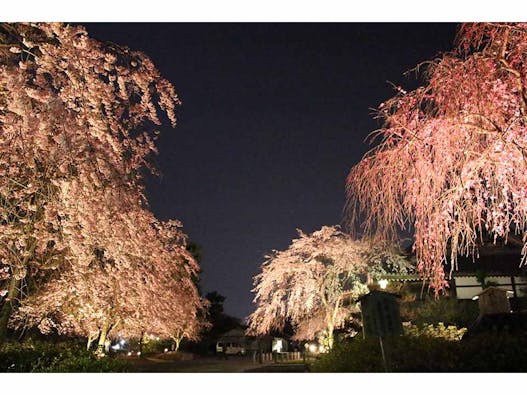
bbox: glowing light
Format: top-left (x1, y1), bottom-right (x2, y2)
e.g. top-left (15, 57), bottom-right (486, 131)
top-left (308, 343), bottom-right (318, 353)
top-left (378, 279), bottom-right (388, 289)
top-left (137, 351), bottom-right (141, 356)
top-left (127, 352), bottom-right (132, 356)
top-left (272, 339), bottom-right (284, 353)
top-left (164, 348), bottom-right (168, 353)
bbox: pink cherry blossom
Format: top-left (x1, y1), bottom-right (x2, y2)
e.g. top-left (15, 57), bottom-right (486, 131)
top-left (346, 23), bottom-right (527, 292)
top-left (248, 226), bottom-right (407, 349)
top-left (0, 23), bottom-right (204, 345)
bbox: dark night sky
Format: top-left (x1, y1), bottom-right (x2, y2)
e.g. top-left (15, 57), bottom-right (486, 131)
top-left (83, 23), bottom-right (457, 320)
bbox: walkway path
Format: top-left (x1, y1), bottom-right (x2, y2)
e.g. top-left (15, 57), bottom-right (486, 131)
top-left (126, 354), bottom-right (309, 373)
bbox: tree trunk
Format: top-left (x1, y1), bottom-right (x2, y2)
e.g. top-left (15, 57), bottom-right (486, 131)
top-left (325, 302), bottom-right (340, 350)
top-left (138, 331), bottom-right (144, 356)
top-left (0, 276), bottom-right (21, 344)
top-left (327, 323), bottom-right (334, 350)
top-left (173, 336), bottom-right (182, 352)
top-left (87, 330), bottom-right (99, 351)
top-left (97, 322), bottom-right (110, 355)
top-left (0, 241), bottom-right (36, 345)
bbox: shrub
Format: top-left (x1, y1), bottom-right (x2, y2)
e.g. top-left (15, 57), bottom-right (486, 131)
top-left (312, 333), bottom-right (527, 372)
top-left (125, 336), bottom-right (173, 356)
top-left (312, 336), bottom-right (457, 372)
top-left (403, 322), bottom-right (467, 341)
top-left (456, 333), bottom-right (527, 372)
top-left (401, 296), bottom-right (479, 328)
top-left (0, 340), bottom-right (129, 372)
top-left (311, 337), bottom-right (384, 372)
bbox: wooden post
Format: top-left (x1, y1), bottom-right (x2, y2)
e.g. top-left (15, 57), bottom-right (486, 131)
top-left (138, 331), bottom-right (144, 356)
top-left (511, 276), bottom-right (518, 298)
top-left (379, 336), bottom-right (389, 372)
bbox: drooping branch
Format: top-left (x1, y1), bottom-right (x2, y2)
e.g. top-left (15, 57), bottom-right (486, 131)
top-left (0, 23), bottom-right (204, 345)
top-left (346, 23), bottom-right (527, 292)
top-left (248, 226), bottom-right (409, 344)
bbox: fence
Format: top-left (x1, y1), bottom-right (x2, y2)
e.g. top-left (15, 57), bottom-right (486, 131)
top-left (252, 351), bottom-right (317, 364)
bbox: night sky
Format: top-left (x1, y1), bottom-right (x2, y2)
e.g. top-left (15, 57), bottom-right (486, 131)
top-left (83, 23), bottom-right (458, 320)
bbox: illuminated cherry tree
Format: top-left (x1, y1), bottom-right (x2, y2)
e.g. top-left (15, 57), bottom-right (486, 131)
top-left (128, 220), bottom-right (208, 351)
top-left (346, 23), bottom-right (527, 292)
top-left (14, 219), bottom-right (207, 351)
top-left (248, 226), bottom-right (408, 349)
top-left (0, 22), bottom-right (206, 345)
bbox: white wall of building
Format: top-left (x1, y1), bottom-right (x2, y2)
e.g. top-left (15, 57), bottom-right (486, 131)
top-left (454, 276), bottom-right (527, 299)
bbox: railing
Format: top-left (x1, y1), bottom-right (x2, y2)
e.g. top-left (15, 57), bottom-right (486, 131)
top-left (252, 351), bottom-right (317, 364)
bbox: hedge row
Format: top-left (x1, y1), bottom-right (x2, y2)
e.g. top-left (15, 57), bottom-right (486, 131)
top-left (0, 340), bottom-right (129, 372)
top-left (312, 334), bottom-right (527, 372)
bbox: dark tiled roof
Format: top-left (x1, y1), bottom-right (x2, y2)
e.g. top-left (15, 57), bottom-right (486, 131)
top-left (357, 290), bottom-right (401, 301)
top-left (446, 252), bottom-right (526, 276)
top-left (402, 238), bottom-right (527, 277)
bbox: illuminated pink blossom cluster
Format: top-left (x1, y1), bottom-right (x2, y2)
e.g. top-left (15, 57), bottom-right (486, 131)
top-left (0, 23), bottom-right (204, 346)
top-left (346, 23), bottom-right (527, 291)
top-left (248, 226), bottom-right (407, 348)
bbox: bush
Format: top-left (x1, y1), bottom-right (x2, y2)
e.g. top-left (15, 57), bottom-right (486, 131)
top-left (312, 333), bottom-right (527, 372)
top-left (312, 336), bottom-right (457, 372)
top-left (403, 322), bottom-right (467, 341)
top-left (401, 296), bottom-right (479, 328)
top-left (0, 340), bottom-right (129, 372)
top-left (456, 334), bottom-right (527, 372)
top-left (312, 337), bottom-right (385, 372)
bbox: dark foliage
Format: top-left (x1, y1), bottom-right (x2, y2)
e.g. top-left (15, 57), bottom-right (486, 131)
top-left (312, 333), bottom-right (527, 372)
top-left (0, 340), bottom-right (129, 372)
top-left (203, 291), bottom-right (242, 338)
top-left (401, 295), bottom-right (479, 328)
